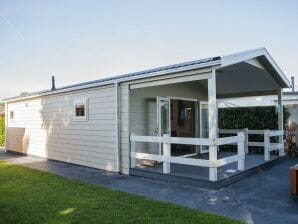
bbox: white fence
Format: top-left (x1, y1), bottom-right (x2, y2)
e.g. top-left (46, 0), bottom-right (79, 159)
top-left (130, 133), bottom-right (245, 181)
top-left (218, 129), bottom-right (284, 161)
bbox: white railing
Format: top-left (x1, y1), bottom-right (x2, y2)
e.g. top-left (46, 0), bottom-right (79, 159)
top-left (130, 133), bottom-right (245, 181)
top-left (218, 129), bottom-right (284, 161)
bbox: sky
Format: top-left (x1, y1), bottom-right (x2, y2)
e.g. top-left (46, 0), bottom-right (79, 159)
top-left (1, 0), bottom-right (298, 100)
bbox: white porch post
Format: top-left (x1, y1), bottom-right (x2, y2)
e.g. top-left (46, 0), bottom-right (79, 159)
top-left (277, 88), bottom-right (284, 156)
top-left (208, 68), bottom-right (218, 181)
top-left (237, 132), bottom-right (245, 170)
top-left (243, 128), bottom-right (249, 154)
top-left (163, 134), bottom-right (171, 174)
top-left (264, 130), bottom-right (270, 161)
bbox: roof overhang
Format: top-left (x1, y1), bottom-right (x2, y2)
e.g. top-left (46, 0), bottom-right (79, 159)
top-left (214, 48), bottom-right (290, 98)
top-left (219, 48), bottom-right (290, 88)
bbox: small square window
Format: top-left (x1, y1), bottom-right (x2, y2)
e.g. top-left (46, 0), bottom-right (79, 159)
top-left (73, 98), bottom-right (88, 121)
top-left (10, 111), bottom-right (14, 120)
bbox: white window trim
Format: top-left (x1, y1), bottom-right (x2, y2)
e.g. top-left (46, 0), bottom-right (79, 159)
top-left (73, 98), bottom-right (88, 121)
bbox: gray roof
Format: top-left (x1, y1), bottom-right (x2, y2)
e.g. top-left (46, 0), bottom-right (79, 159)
top-left (5, 56), bottom-right (220, 101)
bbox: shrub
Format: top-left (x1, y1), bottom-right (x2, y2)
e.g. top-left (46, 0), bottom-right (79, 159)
top-left (0, 117), bottom-right (5, 146)
top-left (219, 106), bottom-right (289, 130)
top-left (218, 106), bottom-right (290, 153)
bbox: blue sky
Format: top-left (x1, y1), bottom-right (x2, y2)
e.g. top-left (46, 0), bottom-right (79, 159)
top-left (1, 0), bottom-right (298, 99)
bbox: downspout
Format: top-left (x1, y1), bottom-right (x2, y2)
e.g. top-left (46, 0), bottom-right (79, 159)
top-left (115, 82), bottom-right (120, 172)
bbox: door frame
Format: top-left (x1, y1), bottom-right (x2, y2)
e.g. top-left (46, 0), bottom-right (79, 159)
top-left (167, 96), bottom-right (199, 139)
top-left (199, 101), bottom-right (209, 153)
top-left (157, 96), bottom-right (170, 155)
top-left (157, 96), bottom-right (199, 155)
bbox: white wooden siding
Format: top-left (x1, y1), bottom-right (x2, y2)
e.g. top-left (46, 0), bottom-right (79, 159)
top-left (6, 84), bottom-right (118, 172)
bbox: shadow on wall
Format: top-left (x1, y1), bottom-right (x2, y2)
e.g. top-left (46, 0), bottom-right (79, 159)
top-left (39, 95), bottom-right (71, 163)
top-left (36, 89), bottom-right (116, 171)
top-left (7, 85), bottom-right (123, 171)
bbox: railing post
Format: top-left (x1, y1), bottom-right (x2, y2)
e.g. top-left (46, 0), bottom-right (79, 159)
top-left (264, 130), bottom-right (270, 161)
top-left (243, 128), bottom-right (249, 154)
top-left (237, 132), bottom-right (245, 171)
top-left (279, 131), bottom-right (285, 157)
top-left (163, 134), bottom-right (171, 174)
top-left (130, 133), bottom-right (136, 168)
top-left (209, 138), bottom-right (218, 181)
top-left (277, 88), bottom-right (284, 157)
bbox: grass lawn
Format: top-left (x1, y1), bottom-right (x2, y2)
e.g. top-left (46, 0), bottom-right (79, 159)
top-left (0, 161), bottom-right (241, 224)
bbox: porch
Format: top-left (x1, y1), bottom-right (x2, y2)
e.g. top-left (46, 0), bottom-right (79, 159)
top-left (130, 153), bottom-right (282, 190)
top-left (126, 49), bottom-right (289, 188)
top-left (129, 129), bottom-right (284, 188)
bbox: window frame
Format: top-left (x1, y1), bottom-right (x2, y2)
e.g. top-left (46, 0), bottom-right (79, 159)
top-left (73, 98), bottom-right (88, 121)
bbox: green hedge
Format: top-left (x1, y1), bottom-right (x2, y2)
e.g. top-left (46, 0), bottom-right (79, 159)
top-left (218, 106), bottom-right (290, 153)
top-left (219, 106), bottom-right (289, 130)
top-left (0, 117), bottom-right (5, 146)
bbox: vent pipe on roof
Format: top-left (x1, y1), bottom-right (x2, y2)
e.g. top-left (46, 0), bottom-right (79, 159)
top-left (51, 76), bottom-right (56, 91)
top-left (291, 76), bottom-right (295, 92)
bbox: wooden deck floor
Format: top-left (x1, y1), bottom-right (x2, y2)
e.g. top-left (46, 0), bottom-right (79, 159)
top-left (132, 152), bottom-right (280, 188)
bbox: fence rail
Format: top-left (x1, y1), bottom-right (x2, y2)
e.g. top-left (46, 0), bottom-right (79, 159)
top-left (218, 129), bottom-right (284, 161)
top-left (130, 135), bottom-right (212, 146)
top-left (130, 129), bottom-right (284, 181)
top-left (130, 133), bottom-right (245, 181)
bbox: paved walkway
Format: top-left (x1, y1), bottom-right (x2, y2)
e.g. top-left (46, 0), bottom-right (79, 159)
top-left (1, 152), bottom-right (297, 224)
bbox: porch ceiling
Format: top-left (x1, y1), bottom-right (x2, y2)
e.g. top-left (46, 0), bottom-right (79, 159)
top-left (216, 60), bottom-right (280, 98)
top-left (210, 48), bottom-right (291, 99)
top-left (198, 57), bottom-right (284, 99)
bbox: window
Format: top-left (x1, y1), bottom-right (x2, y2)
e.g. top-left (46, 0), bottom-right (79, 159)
top-left (76, 104), bottom-right (85, 116)
top-left (10, 111), bottom-right (14, 120)
top-left (73, 98), bottom-right (88, 121)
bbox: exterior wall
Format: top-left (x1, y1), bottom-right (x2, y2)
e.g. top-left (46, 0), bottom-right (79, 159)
top-left (6, 84), bottom-right (118, 171)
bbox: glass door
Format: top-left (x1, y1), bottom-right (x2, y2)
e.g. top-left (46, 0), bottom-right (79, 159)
top-left (157, 97), bottom-right (170, 155)
top-left (200, 102), bottom-right (209, 153)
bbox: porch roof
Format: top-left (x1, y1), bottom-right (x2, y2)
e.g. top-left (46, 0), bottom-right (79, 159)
top-left (4, 47), bottom-right (290, 102)
top-left (215, 48), bottom-right (290, 98)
